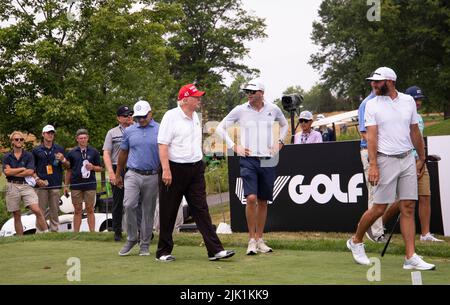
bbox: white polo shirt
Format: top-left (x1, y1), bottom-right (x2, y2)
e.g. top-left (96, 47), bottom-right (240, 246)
top-left (364, 92), bottom-right (419, 155)
top-left (216, 101), bottom-right (288, 157)
top-left (158, 107), bottom-right (203, 163)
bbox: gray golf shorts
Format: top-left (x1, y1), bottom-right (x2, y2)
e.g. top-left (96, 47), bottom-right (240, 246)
top-left (373, 153), bottom-right (418, 204)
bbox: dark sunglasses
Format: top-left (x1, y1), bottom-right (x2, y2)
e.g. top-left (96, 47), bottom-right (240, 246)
top-left (299, 119), bottom-right (311, 123)
top-left (13, 138), bottom-right (25, 142)
top-left (120, 113), bottom-right (133, 118)
top-left (244, 90), bottom-right (258, 95)
top-left (134, 115), bottom-right (148, 120)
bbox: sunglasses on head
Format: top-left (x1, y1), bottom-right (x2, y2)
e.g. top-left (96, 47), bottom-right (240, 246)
top-left (244, 90), bottom-right (258, 95)
top-left (13, 138), bottom-right (25, 142)
top-left (299, 119), bottom-right (311, 123)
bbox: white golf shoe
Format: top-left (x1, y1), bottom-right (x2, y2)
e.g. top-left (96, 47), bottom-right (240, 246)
top-left (346, 239), bottom-right (371, 265)
top-left (403, 253), bottom-right (436, 270)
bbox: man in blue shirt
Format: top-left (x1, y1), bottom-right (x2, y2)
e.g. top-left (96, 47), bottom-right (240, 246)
top-left (3, 131), bottom-right (48, 235)
top-left (358, 91), bottom-right (386, 243)
top-left (116, 100), bottom-right (160, 256)
top-left (65, 129), bottom-right (102, 232)
top-left (33, 125), bottom-right (69, 232)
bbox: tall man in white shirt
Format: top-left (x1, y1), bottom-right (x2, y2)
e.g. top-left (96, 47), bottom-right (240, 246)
top-left (347, 67), bottom-right (435, 270)
top-left (156, 84), bottom-right (235, 262)
top-left (216, 79), bottom-right (288, 255)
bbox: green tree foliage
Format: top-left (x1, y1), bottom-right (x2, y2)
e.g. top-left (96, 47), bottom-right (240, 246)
top-left (310, 0), bottom-right (450, 118)
top-left (0, 0), bottom-right (182, 149)
top-left (160, 0), bottom-right (267, 115)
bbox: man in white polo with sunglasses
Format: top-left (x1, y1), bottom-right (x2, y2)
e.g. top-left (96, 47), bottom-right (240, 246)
top-left (217, 79), bottom-right (288, 255)
top-left (347, 67), bottom-right (435, 270)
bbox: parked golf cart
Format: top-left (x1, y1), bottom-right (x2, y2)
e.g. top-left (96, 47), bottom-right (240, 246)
top-left (0, 192), bottom-right (112, 237)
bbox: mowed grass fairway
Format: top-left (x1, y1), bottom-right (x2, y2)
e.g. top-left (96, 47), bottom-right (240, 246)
top-left (1, 233), bottom-right (449, 285)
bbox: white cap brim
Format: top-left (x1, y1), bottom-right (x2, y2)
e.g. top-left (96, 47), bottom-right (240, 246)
top-left (366, 75), bottom-right (388, 81)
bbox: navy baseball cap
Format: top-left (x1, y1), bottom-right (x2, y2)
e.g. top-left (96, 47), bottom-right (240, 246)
top-left (405, 86), bottom-right (426, 100)
top-left (117, 105), bottom-right (133, 116)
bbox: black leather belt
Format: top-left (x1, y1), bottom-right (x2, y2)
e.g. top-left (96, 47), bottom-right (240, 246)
top-left (377, 151), bottom-right (411, 159)
top-left (247, 156), bottom-right (271, 160)
top-left (170, 160), bottom-right (203, 166)
top-left (128, 168), bottom-right (158, 175)
top-left (7, 180), bottom-right (27, 184)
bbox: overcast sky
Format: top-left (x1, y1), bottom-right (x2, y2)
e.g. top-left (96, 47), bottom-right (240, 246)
top-left (239, 0), bottom-right (323, 102)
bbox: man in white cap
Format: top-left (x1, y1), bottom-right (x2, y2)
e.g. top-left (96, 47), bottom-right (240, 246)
top-left (116, 100), bottom-right (159, 256)
top-left (347, 67), bottom-right (436, 270)
top-left (216, 79), bottom-right (288, 255)
top-left (32, 125), bottom-right (69, 232)
top-left (294, 111), bottom-right (322, 144)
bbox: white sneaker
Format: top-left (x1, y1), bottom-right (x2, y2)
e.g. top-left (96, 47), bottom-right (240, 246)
top-left (156, 255), bottom-right (176, 262)
top-left (403, 253), bottom-right (436, 270)
top-left (246, 238), bottom-right (257, 255)
top-left (346, 239), bottom-right (371, 265)
top-left (420, 233), bottom-right (444, 242)
top-left (209, 250), bottom-right (235, 261)
top-left (256, 239), bottom-right (273, 253)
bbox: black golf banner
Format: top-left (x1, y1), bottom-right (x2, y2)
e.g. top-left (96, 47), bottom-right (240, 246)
top-left (228, 140), bottom-right (445, 234)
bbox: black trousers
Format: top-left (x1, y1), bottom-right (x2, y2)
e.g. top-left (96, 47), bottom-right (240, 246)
top-left (156, 161), bottom-right (223, 258)
top-left (112, 165), bottom-right (124, 233)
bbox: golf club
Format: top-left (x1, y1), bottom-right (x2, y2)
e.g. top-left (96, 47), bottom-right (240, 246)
top-left (381, 213), bottom-right (401, 257)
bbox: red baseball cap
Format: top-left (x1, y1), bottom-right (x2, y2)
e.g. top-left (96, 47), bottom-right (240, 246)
top-left (178, 84), bottom-right (205, 101)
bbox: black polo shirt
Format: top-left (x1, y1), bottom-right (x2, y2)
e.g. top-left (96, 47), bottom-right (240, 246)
top-left (67, 145), bottom-right (101, 191)
top-left (32, 144), bottom-right (65, 189)
top-left (2, 150), bottom-right (35, 183)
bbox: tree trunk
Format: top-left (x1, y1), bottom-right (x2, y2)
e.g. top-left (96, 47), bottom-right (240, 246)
top-left (445, 99), bottom-right (450, 120)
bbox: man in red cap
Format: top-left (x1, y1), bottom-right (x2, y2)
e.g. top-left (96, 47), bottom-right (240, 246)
top-left (156, 83), bottom-right (235, 262)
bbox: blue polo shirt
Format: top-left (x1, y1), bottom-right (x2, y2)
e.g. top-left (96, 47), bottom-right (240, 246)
top-left (2, 150), bottom-right (35, 183)
top-left (120, 120), bottom-right (160, 171)
top-left (32, 144), bottom-right (65, 189)
top-left (358, 92), bottom-right (376, 149)
top-left (67, 145), bottom-right (101, 191)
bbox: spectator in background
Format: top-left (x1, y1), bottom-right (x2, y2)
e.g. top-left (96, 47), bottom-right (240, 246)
top-left (32, 125), bottom-right (70, 232)
top-left (294, 111), bottom-right (322, 144)
top-left (103, 105), bottom-right (134, 241)
top-left (316, 115), bottom-right (336, 142)
top-left (381, 86), bottom-right (443, 242)
top-left (65, 129), bottom-right (102, 232)
top-left (3, 131), bottom-right (48, 235)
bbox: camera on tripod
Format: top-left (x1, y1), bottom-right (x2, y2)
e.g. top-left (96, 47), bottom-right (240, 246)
top-left (281, 94), bottom-right (303, 113)
top-left (281, 94), bottom-right (304, 144)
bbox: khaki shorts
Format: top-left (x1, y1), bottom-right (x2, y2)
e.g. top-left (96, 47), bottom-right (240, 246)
top-left (5, 183), bottom-right (39, 212)
top-left (418, 164), bottom-right (431, 196)
top-left (71, 190), bottom-right (96, 206)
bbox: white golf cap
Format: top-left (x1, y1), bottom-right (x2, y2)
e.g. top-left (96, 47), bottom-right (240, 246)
top-left (299, 111), bottom-right (313, 121)
top-left (366, 67), bottom-right (397, 81)
top-left (243, 79), bottom-right (265, 92)
top-left (42, 125), bottom-right (55, 133)
top-left (133, 100), bottom-right (152, 117)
